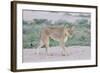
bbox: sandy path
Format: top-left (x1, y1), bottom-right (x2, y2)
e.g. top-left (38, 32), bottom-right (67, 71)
top-left (23, 46), bottom-right (91, 63)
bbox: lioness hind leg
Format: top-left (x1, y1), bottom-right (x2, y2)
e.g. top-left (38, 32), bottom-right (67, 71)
top-left (36, 41), bottom-right (44, 55)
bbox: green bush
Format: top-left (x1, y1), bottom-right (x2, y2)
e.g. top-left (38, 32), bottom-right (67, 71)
top-left (23, 20), bottom-right (91, 48)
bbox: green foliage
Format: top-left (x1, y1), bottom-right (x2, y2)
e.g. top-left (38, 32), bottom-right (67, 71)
top-left (23, 19), bottom-right (91, 48)
top-left (77, 19), bottom-right (89, 25)
top-left (34, 19), bottom-right (48, 24)
top-left (33, 19), bottom-right (53, 25)
top-left (23, 20), bottom-right (28, 25)
top-left (49, 39), bottom-right (59, 46)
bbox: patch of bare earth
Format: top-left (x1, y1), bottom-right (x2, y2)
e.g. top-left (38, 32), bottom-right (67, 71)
top-left (23, 46), bottom-right (91, 63)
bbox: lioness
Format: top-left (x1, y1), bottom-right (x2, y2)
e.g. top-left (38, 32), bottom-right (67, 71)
top-left (36, 26), bottom-right (74, 56)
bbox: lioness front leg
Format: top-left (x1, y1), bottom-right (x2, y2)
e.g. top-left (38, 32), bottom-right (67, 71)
top-left (43, 36), bottom-right (49, 56)
top-left (60, 41), bottom-right (66, 56)
top-left (45, 44), bottom-right (49, 56)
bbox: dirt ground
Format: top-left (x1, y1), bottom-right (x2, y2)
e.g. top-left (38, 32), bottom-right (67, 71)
top-left (22, 46), bottom-right (91, 63)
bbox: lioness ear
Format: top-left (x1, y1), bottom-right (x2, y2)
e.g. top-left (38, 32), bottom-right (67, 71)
top-left (71, 26), bottom-right (75, 30)
top-left (64, 24), bottom-right (67, 28)
top-left (67, 26), bottom-right (75, 32)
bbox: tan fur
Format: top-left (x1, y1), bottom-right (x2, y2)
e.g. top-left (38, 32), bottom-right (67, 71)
top-left (36, 26), bottom-right (74, 56)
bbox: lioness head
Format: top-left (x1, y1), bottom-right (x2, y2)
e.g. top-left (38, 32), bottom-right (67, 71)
top-left (65, 26), bottom-right (74, 37)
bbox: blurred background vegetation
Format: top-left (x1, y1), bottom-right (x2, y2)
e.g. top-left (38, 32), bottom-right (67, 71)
top-left (23, 11), bottom-right (91, 48)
